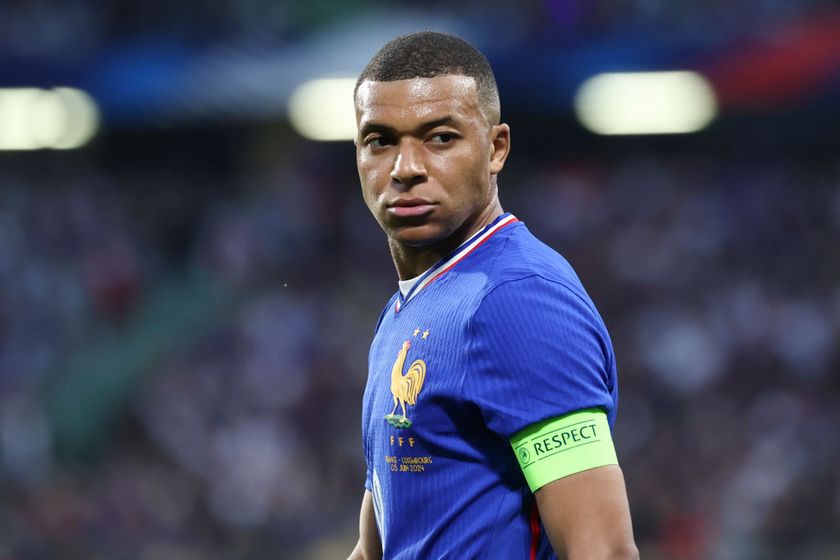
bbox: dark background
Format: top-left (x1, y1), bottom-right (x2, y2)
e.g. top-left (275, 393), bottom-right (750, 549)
top-left (1, 1), bottom-right (838, 558)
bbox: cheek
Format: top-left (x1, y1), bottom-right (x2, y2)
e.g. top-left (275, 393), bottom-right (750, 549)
top-left (358, 162), bottom-right (387, 205)
top-left (435, 149), bottom-right (487, 193)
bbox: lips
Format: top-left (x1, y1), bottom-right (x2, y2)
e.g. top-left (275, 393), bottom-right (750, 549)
top-left (386, 198), bottom-right (436, 218)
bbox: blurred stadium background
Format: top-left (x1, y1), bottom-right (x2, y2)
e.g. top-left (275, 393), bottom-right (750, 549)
top-left (1, 1), bottom-right (839, 559)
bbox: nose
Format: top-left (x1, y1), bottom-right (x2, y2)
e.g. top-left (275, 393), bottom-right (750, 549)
top-left (390, 138), bottom-right (426, 187)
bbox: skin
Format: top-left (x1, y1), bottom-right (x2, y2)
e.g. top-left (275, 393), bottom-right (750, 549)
top-left (348, 491), bottom-right (381, 560)
top-left (536, 465), bottom-right (639, 559)
top-left (354, 75), bottom-right (510, 280)
top-left (349, 75), bottom-right (638, 560)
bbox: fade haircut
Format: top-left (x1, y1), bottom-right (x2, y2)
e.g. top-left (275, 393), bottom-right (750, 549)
top-left (355, 31), bottom-right (501, 125)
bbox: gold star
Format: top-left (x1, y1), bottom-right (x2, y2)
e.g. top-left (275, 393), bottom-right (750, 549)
top-left (422, 330), bottom-right (430, 339)
top-left (413, 328), bottom-right (420, 337)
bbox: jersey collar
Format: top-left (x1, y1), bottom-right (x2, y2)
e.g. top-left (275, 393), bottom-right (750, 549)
top-left (395, 213), bottom-right (518, 313)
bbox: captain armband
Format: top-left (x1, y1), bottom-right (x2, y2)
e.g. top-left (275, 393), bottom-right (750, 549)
top-left (510, 408), bottom-right (618, 492)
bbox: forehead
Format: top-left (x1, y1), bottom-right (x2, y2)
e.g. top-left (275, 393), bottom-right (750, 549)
top-left (355, 75), bottom-right (482, 127)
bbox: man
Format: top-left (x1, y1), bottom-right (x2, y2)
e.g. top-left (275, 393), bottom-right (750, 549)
top-left (348, 31), bottom-right (638, 560)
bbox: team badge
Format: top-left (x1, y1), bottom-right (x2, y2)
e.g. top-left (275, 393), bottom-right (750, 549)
top-left (384, 329), bottom-right (428, 429)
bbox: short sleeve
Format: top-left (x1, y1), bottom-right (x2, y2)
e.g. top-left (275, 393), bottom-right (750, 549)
top-left (463, 275), bottom-right (615, 440)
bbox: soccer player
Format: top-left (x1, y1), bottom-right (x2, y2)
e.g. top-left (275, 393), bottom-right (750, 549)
top-left (348, 32), bottom-right (638, 560)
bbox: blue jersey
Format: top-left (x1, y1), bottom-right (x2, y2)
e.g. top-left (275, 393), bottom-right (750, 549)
top-left (362, 213), bottom-right (618, 559)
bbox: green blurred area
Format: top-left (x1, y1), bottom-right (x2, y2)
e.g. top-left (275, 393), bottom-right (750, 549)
top-left (46, 271), bottom-right (235, 462)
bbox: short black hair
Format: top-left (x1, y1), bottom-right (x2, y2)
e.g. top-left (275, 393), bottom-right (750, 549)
top-left (355, 31), bottom-right (501, 124)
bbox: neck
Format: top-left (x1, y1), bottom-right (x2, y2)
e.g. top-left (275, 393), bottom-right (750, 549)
top-left (389, 200), bottom-right (503, 280)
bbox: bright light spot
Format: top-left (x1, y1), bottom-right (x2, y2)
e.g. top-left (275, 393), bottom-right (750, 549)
top-left (574, 71), bottom-right (717, 135)
top-left (288, 78), bottom-right (357, 141)
top-left (30, 90), bottom-right (68, 147)
top-left (52, 88), bottom-right (99, 149)
top-left (0, 89), bottom-right (40, 150)
top-left (0, 87), bottom-right (99, 150)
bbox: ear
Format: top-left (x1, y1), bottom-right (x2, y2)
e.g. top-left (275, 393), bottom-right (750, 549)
top-left (489, 123), bottom-right (511, 175)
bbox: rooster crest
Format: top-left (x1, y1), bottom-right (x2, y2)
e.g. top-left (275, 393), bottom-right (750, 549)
top-left (384, 339), bottom-right (427, 429)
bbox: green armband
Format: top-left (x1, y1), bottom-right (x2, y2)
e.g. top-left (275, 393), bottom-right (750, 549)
top-left (510, 408), bottom-right (618, 492)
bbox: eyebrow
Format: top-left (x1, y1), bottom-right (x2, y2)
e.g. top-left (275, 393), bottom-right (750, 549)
top-left (359, 116), bottom-right (457, 138)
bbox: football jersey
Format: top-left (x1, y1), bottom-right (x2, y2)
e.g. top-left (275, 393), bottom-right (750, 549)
top-left (362, 213), bottom-right (618, 559)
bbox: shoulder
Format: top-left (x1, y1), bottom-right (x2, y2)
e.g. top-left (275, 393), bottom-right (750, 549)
top-left (481, 222), bottom-right (592, 308)
top-left (470, 223), bottom-right (612, 359)
top-left (461, 225), bottom-right (618, 436)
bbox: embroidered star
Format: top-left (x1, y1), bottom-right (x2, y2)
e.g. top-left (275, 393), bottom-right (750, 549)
top-left (422, 329), bottom-right (430, 339)
top-left (413, 328), bottom-right (420, 337)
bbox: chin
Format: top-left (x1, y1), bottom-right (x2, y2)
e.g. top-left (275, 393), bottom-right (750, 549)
top-left (387, 222), bottom-right (450, 248)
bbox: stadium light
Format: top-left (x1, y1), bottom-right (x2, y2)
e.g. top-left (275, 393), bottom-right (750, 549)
top-left (288, 78), bottom-right (357, 141)
top-left (574, 71), bottom-right (717, 135)
top-left (51, 88), bottom-right (100, 149)
top-left (0, 87), bottom-right (99, 150)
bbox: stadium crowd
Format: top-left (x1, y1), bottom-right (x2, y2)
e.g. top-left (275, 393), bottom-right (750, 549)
top-left (0, 131), bottom-right (837, 559)
top-left (1, 0), bottom-right (832, 59)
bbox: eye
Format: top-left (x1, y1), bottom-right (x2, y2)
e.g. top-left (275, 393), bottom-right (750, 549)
top-left (429, 132), bottom-right (457, 145)
top-left (365, 135), bottom-right (392, 148)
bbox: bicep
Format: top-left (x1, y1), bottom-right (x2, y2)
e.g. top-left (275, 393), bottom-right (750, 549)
top-left (535, 465), bottom-right (637, 560)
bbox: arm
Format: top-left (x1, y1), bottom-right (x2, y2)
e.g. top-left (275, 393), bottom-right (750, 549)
top-left (347, 490), bottom-right (382, 560)
top-left (535, 465), bottom-right (638, 560)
